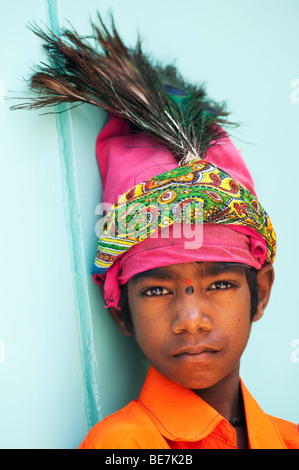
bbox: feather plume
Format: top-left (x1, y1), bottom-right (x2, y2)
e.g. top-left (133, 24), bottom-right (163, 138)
top-left (11, 13), bottom-right (235, 163)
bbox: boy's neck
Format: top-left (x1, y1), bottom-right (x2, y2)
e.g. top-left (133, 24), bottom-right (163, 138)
top-left (192, 366), bottom-right (244, 423)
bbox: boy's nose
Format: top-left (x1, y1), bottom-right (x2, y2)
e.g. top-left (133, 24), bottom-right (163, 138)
top-left (171, 300), bottom-right (213, 334)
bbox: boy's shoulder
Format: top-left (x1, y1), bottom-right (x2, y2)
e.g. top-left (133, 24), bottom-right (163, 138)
top-left (267, 414), bottom-right (299, 449)
top-left (78, 400), bottom-right (168, 449)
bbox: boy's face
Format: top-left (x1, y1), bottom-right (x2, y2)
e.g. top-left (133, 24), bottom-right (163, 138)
top-left (126, 262), bottom-right (260, 391)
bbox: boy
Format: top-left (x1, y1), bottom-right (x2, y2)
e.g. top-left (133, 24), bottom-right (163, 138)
top-left (14, 16), bottom-right (299, 449)
top-left (77, 116), bottom-right (298, 449)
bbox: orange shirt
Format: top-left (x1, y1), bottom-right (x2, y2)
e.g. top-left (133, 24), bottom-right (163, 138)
top-left (79, 366), bottom-right (299, 449)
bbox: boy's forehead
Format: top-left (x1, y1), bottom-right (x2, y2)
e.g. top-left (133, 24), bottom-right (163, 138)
top-left (130, 262), bottom-right (246, 284)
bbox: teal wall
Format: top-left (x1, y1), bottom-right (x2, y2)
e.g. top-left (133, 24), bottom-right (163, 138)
top-left (1, 0), bottom-right (298, 448)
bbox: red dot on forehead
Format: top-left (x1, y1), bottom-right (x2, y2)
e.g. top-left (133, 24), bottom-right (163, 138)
top-left (185, 278), bottom-right (192, 286)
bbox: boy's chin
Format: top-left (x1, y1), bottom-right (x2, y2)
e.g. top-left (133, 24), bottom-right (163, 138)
top-left (158, 359), bottom-right (240, 392)
top-left (161, 367), bottom-right (224, 391)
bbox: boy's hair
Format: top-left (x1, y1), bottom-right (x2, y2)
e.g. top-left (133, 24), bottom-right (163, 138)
top-left (120, 262), bottom-right (258, 334)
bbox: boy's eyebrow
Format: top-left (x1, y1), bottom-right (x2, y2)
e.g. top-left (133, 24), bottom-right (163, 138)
top-left (198, 262), bottom-right (246, 277)
top-left (131, 267), bottom-right (178, 285)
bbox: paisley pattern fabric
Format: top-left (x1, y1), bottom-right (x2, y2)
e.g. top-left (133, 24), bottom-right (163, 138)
top-left (93, 160), bottom-right (276, 273)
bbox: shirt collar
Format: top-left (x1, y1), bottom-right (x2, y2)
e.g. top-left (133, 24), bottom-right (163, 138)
top-left (138, 366), bottom-right (286, 448)
top-left (241, 379), bottom-right (286, 449)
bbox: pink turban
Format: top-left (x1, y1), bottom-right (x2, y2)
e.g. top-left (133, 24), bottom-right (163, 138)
top-left (93, 115), bottom-right (274, 309)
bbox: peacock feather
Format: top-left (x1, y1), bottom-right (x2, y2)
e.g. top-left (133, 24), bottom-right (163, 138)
top-left (11, 13), bottom-right (234, 164)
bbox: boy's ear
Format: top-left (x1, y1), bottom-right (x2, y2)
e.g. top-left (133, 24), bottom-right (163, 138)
top-left (99, 285), bottom-right (132, 336)
top-left (253, 263), bottom-right (274, 322)
top-left (109, 305), bottom-right (133, 337)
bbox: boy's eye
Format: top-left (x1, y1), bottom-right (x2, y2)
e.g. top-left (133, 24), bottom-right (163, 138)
top-left (208, 281), bottom-right (235, 290)
top-left (143, 287), bottom-right (170, 296)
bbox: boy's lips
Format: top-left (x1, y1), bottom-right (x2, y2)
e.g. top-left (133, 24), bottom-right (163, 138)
top-left (171, 345), bottom-right (219, 362)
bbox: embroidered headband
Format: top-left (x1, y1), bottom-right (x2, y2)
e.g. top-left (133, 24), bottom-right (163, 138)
top-left (93, 159), bottom-right (276, 276)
